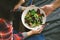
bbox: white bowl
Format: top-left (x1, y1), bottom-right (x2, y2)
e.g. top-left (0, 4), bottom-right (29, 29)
top-left (21, 7), bottom-right (46, 30)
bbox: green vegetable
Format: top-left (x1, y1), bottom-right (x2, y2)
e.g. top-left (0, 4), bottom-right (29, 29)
top-left (25, 9), bottom-right (44, 28)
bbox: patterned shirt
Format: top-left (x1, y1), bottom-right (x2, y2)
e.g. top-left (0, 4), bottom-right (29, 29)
top-left (0, 18), bottom-right (24, 40)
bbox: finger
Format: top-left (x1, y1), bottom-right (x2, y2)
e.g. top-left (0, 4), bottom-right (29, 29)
top-left (42, 23), bottom-right (47, 28)
top-left (38, 24), bottom-right (47, 33)
top-left (37, 29), bottom-right (43, 33)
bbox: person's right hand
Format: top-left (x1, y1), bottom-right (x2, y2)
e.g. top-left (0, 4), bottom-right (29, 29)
top-left (27, 25), bottom-right (46, 36)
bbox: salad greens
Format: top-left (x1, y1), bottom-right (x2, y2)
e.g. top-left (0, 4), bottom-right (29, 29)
top-left (25, 9), bottom-right (44, 27)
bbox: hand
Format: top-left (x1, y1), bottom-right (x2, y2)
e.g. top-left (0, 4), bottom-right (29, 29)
top-left (20, 0), bottom-right (25, 4)
top-left (13, 0), bottom-right (25, 11)
top-left (31, 25), bottom-right (45, 35)
top-left (41, 5), bottom-right (54, 16)
top-left (27, 25), bottom-right (45, 36)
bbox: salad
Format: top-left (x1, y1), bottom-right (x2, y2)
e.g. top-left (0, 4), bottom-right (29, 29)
top-left (25, 9), bottom-right (44, 28)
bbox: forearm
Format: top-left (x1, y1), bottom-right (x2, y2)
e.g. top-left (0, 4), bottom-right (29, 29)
top-left (40, 0), bottom-right (60, 16)
top-left (22, 31), bottom-right (33, 39)
top-left (22, 29), bottom-right (43, 39)
top-left (51, 0), bottom-right (60, 9)
top-left (13, 0), bottom-right (25, 11)
top-left (16, 0), bottom-right (25, 6)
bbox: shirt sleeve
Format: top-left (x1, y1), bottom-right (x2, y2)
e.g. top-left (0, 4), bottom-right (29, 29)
top-left (14, 32), bottom-right (28, 40)
top-left (22, 32), bottom-right (28, 39)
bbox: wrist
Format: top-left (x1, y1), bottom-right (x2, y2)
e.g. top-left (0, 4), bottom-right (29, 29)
top-left (52, 4), bottom-right (57, 9)
top-left (27, 31), bottom-right (33, 36)
top-left (49, 4), bottom-right (56, 11)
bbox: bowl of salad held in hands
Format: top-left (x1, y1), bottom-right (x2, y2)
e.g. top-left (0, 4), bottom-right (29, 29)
top-left (21, 6), bottom-right (46, 30)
